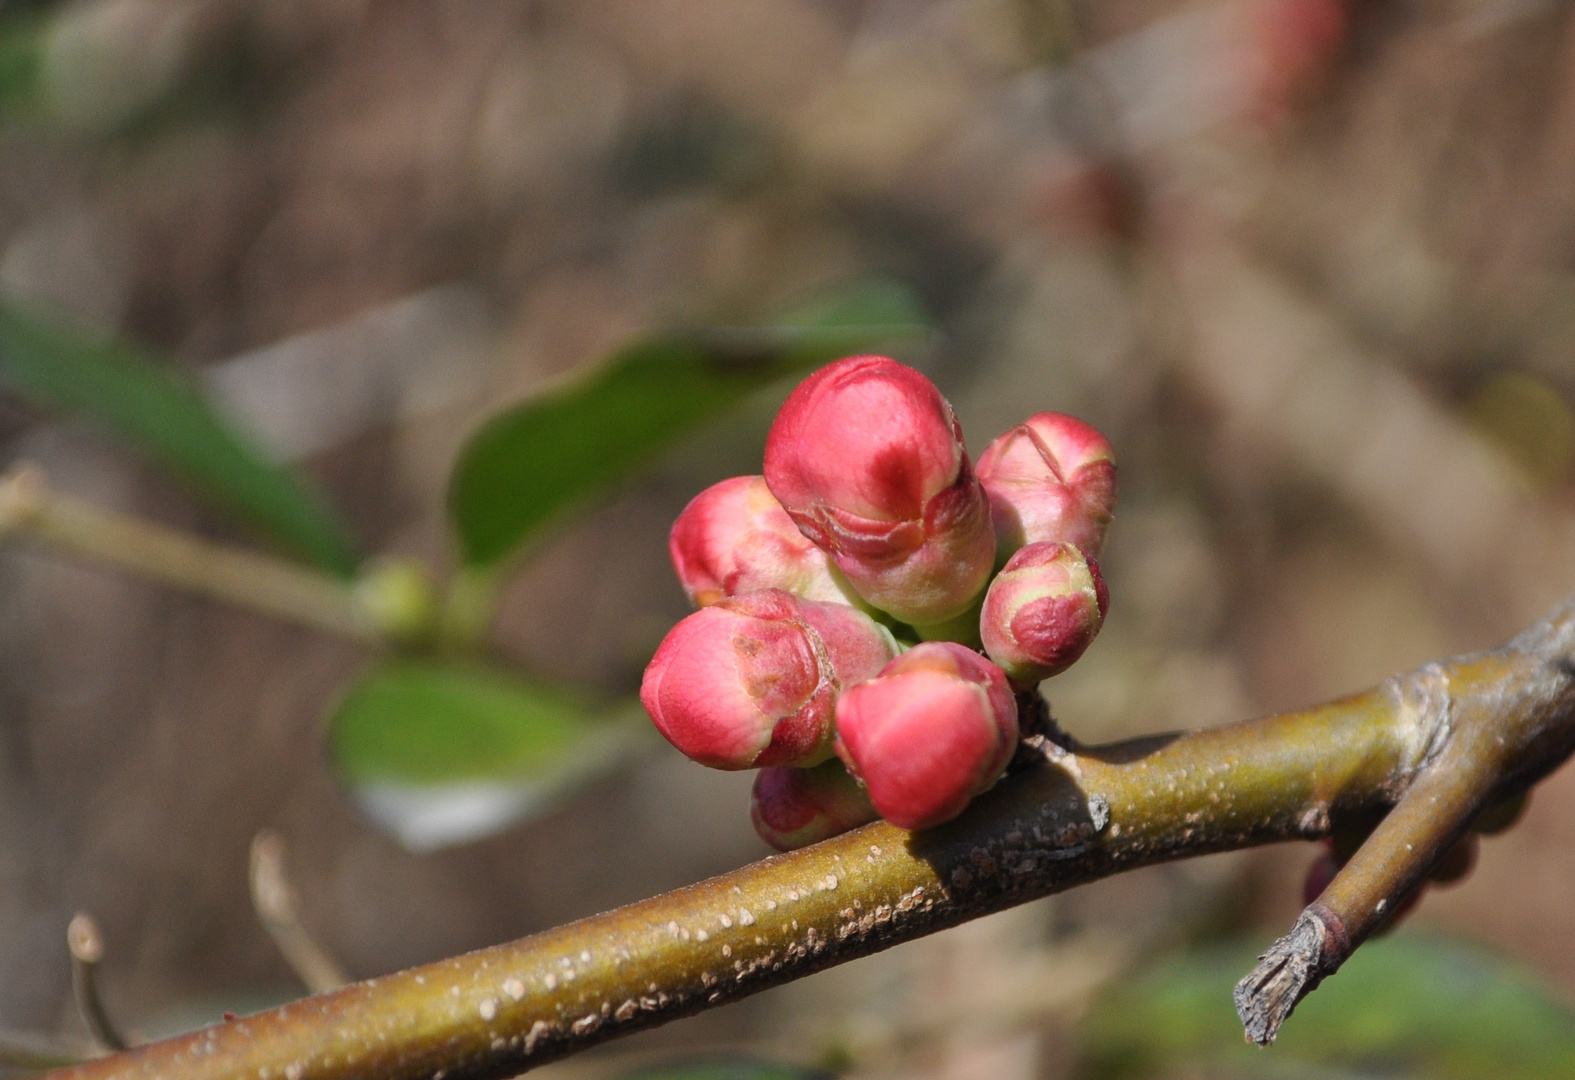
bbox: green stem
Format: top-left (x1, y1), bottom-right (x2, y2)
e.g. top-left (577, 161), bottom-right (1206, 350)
top-left (0, 465), bottom-right (382, 647)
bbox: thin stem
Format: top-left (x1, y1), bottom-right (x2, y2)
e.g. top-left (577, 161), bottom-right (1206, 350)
top-left (0, 466), bottom-right (380, 647)
top-left (250, 832), bottom-right (351, 996)
top-left (66, 914), bottom-right (128, 1054)
top-left (42, 598), bottom-right (1575, 1080)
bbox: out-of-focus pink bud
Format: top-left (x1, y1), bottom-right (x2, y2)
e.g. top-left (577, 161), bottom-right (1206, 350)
top-left (976, 413), bottom-right (1116, 560)
top-left (668, 475), bottom-right (854, 608)
top-left (750, 758), bottom-right (878, 851)
top-left (641, 590), bottom-right (896, 770)
top-left (980, 542), bottom-right (1108, 686)
top-left (834, 642), bottom-right (1018, 830)
top-left (1243, 0), bottom-right (1348, 131)
top-left (763, 356), bottom-right (995, 627)
top-left (1302, 845), bottom-right (1339, 906)
top-left (1031, 155), bottom-right (1140, 247)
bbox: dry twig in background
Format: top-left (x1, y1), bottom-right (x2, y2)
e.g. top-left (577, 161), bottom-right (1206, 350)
top-left (66, 914), bottom-right (127, 1055)
top-left (249, 832), bottom-right (351, 997)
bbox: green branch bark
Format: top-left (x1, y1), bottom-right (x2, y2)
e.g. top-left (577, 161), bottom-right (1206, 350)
top-left (45, 595), bottom-right (1575, 1080)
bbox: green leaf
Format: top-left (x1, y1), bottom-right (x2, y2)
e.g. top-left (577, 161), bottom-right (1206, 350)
top-left (1080, 934), bottom-right (1575, 1080)
top-left (447, 278), bottom-right (929, 569)
top-left (0, 301), bottom-right (358, 575)
top-left (327, 661), bottom-right (654, 851)
top-left (0, 9), bottom-right (44, 114)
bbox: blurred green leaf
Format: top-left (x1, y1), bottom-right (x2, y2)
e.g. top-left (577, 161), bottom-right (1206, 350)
top-left (331, 661), bottom-right (599, 785)
top-left (328, 660), bottom-right (654, 851)
top-left (1081, 934), bottom-right (1575, 1080)
top-left (0, 301), bottom-right (358, 574)
top-left (447, 278), bottom-right (929, 569)
top-left (611, 1058), bottom-right (829, 1080)
top-left (0, 10), bottom-right (44, 114)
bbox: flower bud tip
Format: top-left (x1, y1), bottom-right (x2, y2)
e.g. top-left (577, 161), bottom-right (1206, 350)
top-left (835, 642), bottom-right (1018, 830)
top-left (981, 541), bottom-right (1107, 686)
top-left (764, 356), bottom-right (995, 625)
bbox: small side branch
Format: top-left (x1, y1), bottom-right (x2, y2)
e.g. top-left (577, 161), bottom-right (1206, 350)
top-left (250, 832), bottom-right (350, 995)
top-left (66, 914), bottom-right (128, 1054)
top-left (1233, 903), bottom-right (1346, 1045)
top-left (1235, 601), bottom-right (1575, 1043)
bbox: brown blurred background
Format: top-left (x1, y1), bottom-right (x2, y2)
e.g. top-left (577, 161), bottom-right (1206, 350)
top-left (2, 0), bottom-right (1575, 1076)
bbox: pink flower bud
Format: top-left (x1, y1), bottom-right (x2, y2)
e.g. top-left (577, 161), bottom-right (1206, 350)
top-left (980, 541), bottom-right (1108, 686)
top-left (976, 413), bottom-right (1116, 560)
top-left (834, 642), bottom-right (1018, 830)
top-left (641, 590), bottom-right (896, 770)
top-left (750, 758), bottom-right (878, 851)
top-left (668, 475), bottom-right (854, 608)
top-left (1243, 0), bottom-right (1348, 131)
top-left (763, 356), bottom-right (995, 626)
top-left (1302, 847), bottom-right (1339, 906)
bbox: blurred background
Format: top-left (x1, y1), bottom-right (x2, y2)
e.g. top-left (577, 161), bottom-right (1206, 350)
top-left (2, 0), bottom-right (1575, 1076)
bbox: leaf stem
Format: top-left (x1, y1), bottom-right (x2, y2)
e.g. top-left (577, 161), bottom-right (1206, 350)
top-left (0, 465), bottom-right (381, 647)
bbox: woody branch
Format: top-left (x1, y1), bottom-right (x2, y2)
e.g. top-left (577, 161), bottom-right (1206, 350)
top-left (43, 594), bottom-right (1575, 1080)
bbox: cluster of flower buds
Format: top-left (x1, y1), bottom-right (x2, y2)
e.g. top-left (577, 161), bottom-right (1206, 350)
top-left (643, 355), bottom-right (1118, 848)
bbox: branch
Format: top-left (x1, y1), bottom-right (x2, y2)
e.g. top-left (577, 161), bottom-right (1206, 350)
top-left (42, 598), bottom-right (1575, 1080)
top-left (0, 465), bottom-right (381, 647)
top-left (1235, 602), bottom-right (1575, 1042)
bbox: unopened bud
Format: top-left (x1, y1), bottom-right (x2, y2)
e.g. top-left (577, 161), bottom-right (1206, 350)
top-left (1302, 846), bottom-right (1339, 906)
top-left (763, 356), bottom-right (995, 627)
top-left (750, 758), bottom-right (877, 851)
top-left (668, 475), bottom-right (854, 607)
top-left (980, 542), bottom-right (1107, 686)
top-left (834, 642), bottom-right (1018, 830)
top-left (355, 557), bottom-right (438, 647)
top-left (1243, 0), bottom-right (1349, 130)
top-left (641, 590), bottom-right (896, 770)
top-left (976, 412), bottom-right (1116, 560)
